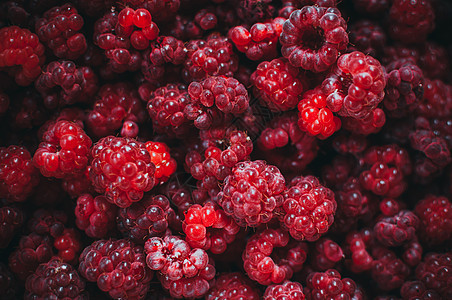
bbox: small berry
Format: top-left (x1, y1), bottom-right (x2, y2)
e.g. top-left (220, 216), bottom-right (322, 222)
top-left (264, 280), bottom-right (305, 300)
top-left (75, 194), bottom-right (117, 238)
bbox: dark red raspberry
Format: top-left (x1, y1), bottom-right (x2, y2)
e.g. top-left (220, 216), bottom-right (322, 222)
top-left (117, 194), bottom-right (175, 244)
top-left (217, 160), bottom-right (285, 227)
top-left (415, 79), bottom-right (452, 119)
top-left (79, 239), bottom-right (152, 299)
top-left (0, 26), bottom-right (45, 86)
top-left (236, 0), bottom-right (275, 24)
top-left (415, 252), bottom-right (452, 299)
top-left (402, 238), bottom-right (423, 267)
top-left (0, 145), bottom-right (39, 202)
top-left (371, 246), bottom-right (410, 291)
top-left (348, 20), bottom-right (386, 58)
top-left (414, 195), bottom-right (452, 246)
top-left (0, 205), bottom-right (24, 248)
top-left (182, 35), bottom-right (238, 82)
top-left (297, 88), bottom-right (341, 139)
top-left (35, 60), bottom-right (98, 109)
top-left (165, 15), bottom-right (203, 41)
top-left (379, 198), bottom-right (403, 217)
top-left (332, 133), bottom-right (367, 155)
top-left (280, 175), bottom-right (336, 241)
top-left (206, 272), bottom-right (260, 300)
top-left (229, 17), bottom-right (284, 61)
top-left (0, 262), bottom-right (17, 299)
top-left (194, 9), bottom-right (217, 31)
top-left (35, 4), bottom-right (87, 60)
top-left (341, 108), bottom-right (386, 135)
top-left (374, 210), bottom-right (419, 247)
top-left (33, 120), bottom-right (92, 179)
top-left (304, 269), bottom-right (364, 299)
top-left (145, 141), bottom-right (177, 185)
top-left (242, 228), bottom-right (308, 285)
top-left (251, 58), bottom-right (307, 111)
top-left (25, 257), bottom-right (87, 299)
top-left (145, 235), bottom-right (216, 299)
top-left (89, 136), bottom-right (156, 208)
top-left (9, 233), bottom-right (54, 280)
top-left (389, 0), bottom-right (435, 45)
top-left (418, 42), bottom-right (450, 80)
top-left (311, 238), bottom-right (344, 271)
top-left (183, 201), bottom-right (240, 254)
top-left (321, 51), bottom-right (386, 120)
top-left (87, 83), bottom-right (147, 138)
top-left (401, 281), bottom-right (441, 299)
top-left (359, 145), bottom-right (412, 198)
top-left (75, 194), bottom-right (117, 238)
top-left (344, 230), bottom-right (374, 273)
top-left (138, 0), bottom-right (180, 23)
top-left (61, 167), bottom-right (94, 198)
top-left (28, 209), bottom-right (67, 238)
top-left (280, 6), bottom-right (348, 72)
top-left (264, 280), bottom-right (305, 300)
top-left (321, 155), bottom-right (357, 188)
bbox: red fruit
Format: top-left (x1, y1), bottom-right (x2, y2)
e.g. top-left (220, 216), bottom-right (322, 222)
top-left (374, 210), bottom-right (419, 247)
top-left (304, 269), bottom-right (364, 299)
top-left (371, 246), bottom-right (411, 291)
top-left (312, 238), bottom-right (344, 271)
top-left (0, 206), bottom-right (24, 248)
top-left (145, 141), bottom-right (177, 185)
top-left (206, 272), bottom-right (261, 300)
top-left (348, 20), bottom-right (386, 58)
top-left (264, 280), bottom-right (305, 300)
top-left (75, 194), bottom-right (117, 238)
top-left (401, 281), bottom-right (441, 299)
top-left (415, 252), bottom-right (452, 299)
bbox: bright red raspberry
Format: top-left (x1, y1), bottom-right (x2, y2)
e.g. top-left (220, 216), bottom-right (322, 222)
top-left (75, 194), bottom-right (117, 238)
top-left (264, 280), bottom-right (305, 300)
top-left (206, 272), bottom-right (261, 300)
top-left (117, 7), bottom-right (159, 50)
top-left (304, 269), bottom-right (364, 299)
top-left (374, 210), bottom-right (419, 247)
top-left (280, 6), bottom-right (348, 72)
top-left (145, 141), bottom-right (177, 185)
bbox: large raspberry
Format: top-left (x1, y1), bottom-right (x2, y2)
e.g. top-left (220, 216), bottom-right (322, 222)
top-left (304, 269), bottom-right (364, 299)
top-left (89, 136), bottom-right (156, 208)
top-left (217, 160), bottom-right (285, 227)
top-left (264, 280), bottom-right (305, 300)
top-left (78, 239), bottom-right (152, 299)
top-left (145, 235), bottom-right (216, 299)
top-left (75, 194), bottom-right (117, 238)
top-left (206, 272), bottom-right (260, 300)
top-left (280, 6), bottom-right (348, 72)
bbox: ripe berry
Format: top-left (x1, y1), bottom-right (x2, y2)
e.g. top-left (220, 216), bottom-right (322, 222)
top-left (374, 210), bottom-right (419, 247)
top-left (53, 228), bottom-right (81, 263)
top-left (348, 20), bottom-right (386, 58)
top-left (304, 269), bottom-right (364, 299)
top-left (206, 272), bottom-right (260, 300)
top-left (311, 238), bottom-right (344, 271)
top-left (75, 194), bottom-right (117, 238)
top-left (264, 280), bottom-right (305, 300)
top-left (371, 246), bottom-right (410, 291)
top-left (415, 252), bottom-right (452, 299)
top-left (145, 141), bottom-right (177, 185)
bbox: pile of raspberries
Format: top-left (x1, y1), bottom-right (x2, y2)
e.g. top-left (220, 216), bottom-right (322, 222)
top-left (0, 0), bottom-right (451, 299)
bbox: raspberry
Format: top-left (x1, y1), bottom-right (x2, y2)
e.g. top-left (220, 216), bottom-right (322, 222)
top-left (145, 141), bottom-right (177, 185)
top-left (87, 83), bottom-right (147, 138)
top-left (242, 228), bottom-right (308, 285)
top-left (144, 235), bottom-right (216, 298)
top-left (280, 6), bottom-right (348, 72)
top-left (416, 79), bottom-right (452, 119)
top-left (348, 20), bottom-right (386, 58)
top-left (117, 194), bottom-right (175, 244)
top-left (25, 256), bottom-right (87, 299)
top-left (79, 239), bottom-right (152, 299)
top-left (322, 51), bottom-right (386, 120)
top-left (341, 107), bottom-right (386, 135)
top-left (194, 9), bottom-right (218, 30)
top-left (28, 209), bottom-right (67, 238)
top-left (418, 42), bottom-right (450, 80)
top-left (415, 252), bottom-right (452, 298)
top-left (388, 0), bottom-right (435, 45)
top-left (9, 233), bottom-right (53, 281)
top-left (280, 175), bottom-right (336, 241)
top-left (183, 201), bottom-right (240, 254)
top-left (321, 155), bottom-right (357, 188)
top-left (61, 167), bottom-right (94, 198)
top-left (374, 210), bottom-right (419, 247)
top-left (344, 230), bottom-right (374, 273)
top-left (0, 26), bottom-right (45, 86)
top-left (371, 246), bottom-right (410, 291)
top-left (0, 205), bottom-right (24, 248)
top-left (117, 7), bottom-right (159, 50)
top-left (35, 60), bottom-right (98, 109)
top-left (414, 195), bottom-right (452, 246)
top-left (140, 0), bottom-right (180, 23)
top-left (264, 280), bottom-right (305, 300)
top-left (236, 0), bottom-right (275, 24)
top-left (297, 88), bottom-right (341, 139)
top-left (401, 281), bottom-right (441, 299)
top-left (332, 133), bottom-right (367, 155)
top-left (206, 272), bottom-right (260, 300)
top-left (33, 120), bottom-right (92, 179)
top-left (75, 194), bottom-right (117, 238)
top-left (311, 238), bottom-right (344, 271)
top-left (217, 160), bottom-right (285, 227)
top-left (304, 269), bottom-right (364, 299)
top-left (35, 4), bottom-right (87, 60)
top-left (182, 35), bottom-right (238, 82)
top-left (0, 145), bottom-right (39, 202)
top-left (251, 58), bottom-right (307, 111)
top-left (379, 198), bottom-right (403, 217)
top-left (89, 136), bottom-right (156, 208)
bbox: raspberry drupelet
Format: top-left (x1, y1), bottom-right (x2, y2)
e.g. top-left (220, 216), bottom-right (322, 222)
top-left (35, 4), bottom-right (87, 60)
top-left (206, 272), bottom-right (261, 300)
top-left (0, 145), bottom-right (39, 202)
top-left (280, 175), bottom-right (336, 241)
top-left (145, 141), bottom-right (177, 185)
top-left (341, 107), bottom-right (386, 135)
top-left (0, 205), bottom-right (24, 248)
top-left (321, 51), bottom-right (386, 120)
top-left (89, 136), bottom-right (156, 208)
top-left (415, 252), bottom-right (452, 299)
top-left (251, 58), bottom-right (307, 111)
top-left (75, 194), bottom-right (117, 238)
top-left (53, 228), bottom-right (82, 263)
top-left (374, 210), bottom-right (419, 247)
top-left (304, 269), bottom-right (364, 299)
top-left (144, 235), bottom-right (216, 299)
top-left (264, 280), bottom-right (305, 300)
top-left (0, 26), bottom-right (45, 86)
top-left (280, 6), bottom-right (348, 72)
top-left (117, 7), bottom-right (159, 50)
top-left (33, 120), bottom-right (92, 179)
top-left (242, 228), bottom-right (308, 285)
top-left (217, 160), bottom-right (285, 227)
top-left (183, 201), bottom-right (240, 254)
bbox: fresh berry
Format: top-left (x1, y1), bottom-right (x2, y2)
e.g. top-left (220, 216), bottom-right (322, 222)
top-left (264, 280), bottom-right (305, 300)
top-left (415, 252), bottom-right (452, 299)
top-left (348, 20), bottom-right (386, 58)
top-left (401, 281), bottom-right (441, 299)
top-left (0, 205), bottom-right (24, 248)
top-left (117, 7), bottom-right (159, 50)
top-left (206, 272), bottom-right (260, 300)
top-left (145, 141), bottom-right (177, 185)
top-left (371, 246), bottom-right (410, 291)
top-left (311, 238), bottom-right (344, 270)
top-left (374, 210), bottom-right (419, 247)
top-left (304, 269), bottom-right (364, 299)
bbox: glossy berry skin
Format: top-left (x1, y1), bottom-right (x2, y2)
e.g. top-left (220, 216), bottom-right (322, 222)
top-left (144, 235), bottom-right (216, 299)
top-left (117, 7), bottom-right (159, 50)
top-left (281, 175), bottom-right (336, 242)
top-left (217, 160), bottom-right (285, 227)
top-left (53, 228), bottom-right (82, 263)
top-left (33, 121), bottom-right (92, 179)
top-left (401, 280), bottom-right (441, 300)
top-left (264, 280), bottom-right (305, 300)
top-left (75, 194), bottom-right (117, 238)
top-left (0, 145), bottom-right (39, 202)
top-left (25, 257), bottom-right (87, 300)
top-left (280, 6), bottom-right (348, 72)
top-left (251, 58), bottom-right (307, 111)
top-left (0, 206), bottom-right (23, 248)
top-left (89, 136), bottom-right (156, 208)
top-left (35, 4), bottom-right (87, 60)
top-left (242, 228), bottom-right (308, 285)
top-left (206, 272), bottom-right (260, 300)
top-left (415, 252), bottom-right (452, 299)
top-left (0, 26), bottom-right (45, 86)
top-left (311, 238), bottom-right (344, 271)
top-left (374, 210), bottom-right (419, 247)
top-left (78, 239), bottom-right (152, 300)
top-left (414, 195), bottom-right (452, 246)
top-left (304, 269), bottom-right (364, 299)
top-left (145, 141), bottom-right (177, 185)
